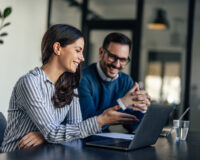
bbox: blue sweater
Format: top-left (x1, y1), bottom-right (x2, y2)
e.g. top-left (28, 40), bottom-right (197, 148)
top-left (78, 63), bottom-right (144, 131)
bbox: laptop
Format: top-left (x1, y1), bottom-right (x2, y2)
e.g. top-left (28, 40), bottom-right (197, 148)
top-left (86, 105), bottom-right (173, 151)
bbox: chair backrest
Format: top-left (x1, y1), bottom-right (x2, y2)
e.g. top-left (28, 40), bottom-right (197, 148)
top-left (0, 112), bottom-right (7, 146)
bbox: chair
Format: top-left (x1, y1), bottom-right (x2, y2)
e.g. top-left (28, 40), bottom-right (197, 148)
top-left (0, 112), bottom-right (7, 146)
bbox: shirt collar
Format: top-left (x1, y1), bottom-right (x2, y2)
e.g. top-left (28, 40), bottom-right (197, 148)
top-left (96, 62), bottom-right (119, 82)
top-left (34, 67), bottom-right (54, 84)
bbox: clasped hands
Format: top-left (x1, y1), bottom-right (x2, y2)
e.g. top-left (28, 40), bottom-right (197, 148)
top-left (97, 82), bottom-right (151, 128)
top-left (120, 82), bottom-right (151, 111)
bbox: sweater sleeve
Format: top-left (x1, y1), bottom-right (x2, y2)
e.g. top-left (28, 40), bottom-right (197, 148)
top-left (124, 75), bottom-right (134, 92)
top-left (78, 74), bottom-right (101, 120)
top-left (20, 76), bottom-right (101, 144)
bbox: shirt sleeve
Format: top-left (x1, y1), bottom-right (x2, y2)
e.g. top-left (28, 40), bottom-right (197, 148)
top-left (65, 89), bottom-right (83, 124)
top-left (19, 76), bottom-right (101, 144)
top-left (78, 75), bottom-right (103, 120)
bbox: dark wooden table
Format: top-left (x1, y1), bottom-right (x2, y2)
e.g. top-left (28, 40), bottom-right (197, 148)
top-left (0, 131), bottom-right (200, 160)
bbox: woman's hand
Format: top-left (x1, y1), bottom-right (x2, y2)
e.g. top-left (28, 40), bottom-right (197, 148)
top-left (18, 132), bottom-right (45, 149)
top-left (97, 105), bottom-right (139, 128)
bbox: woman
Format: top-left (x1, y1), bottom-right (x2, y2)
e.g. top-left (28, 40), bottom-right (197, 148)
top-left (1, 24), bottom-right (138, 152)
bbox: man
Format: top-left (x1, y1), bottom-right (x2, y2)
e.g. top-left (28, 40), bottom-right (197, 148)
top-left (78, 32), bottom-right (151, 132)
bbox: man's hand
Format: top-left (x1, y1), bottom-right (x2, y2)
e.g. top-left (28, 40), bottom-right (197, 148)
top-left (129, 90), bottom-right (151, 111)
top-left (120, 82), bottom-right (151, 111)
top-left (97, 105), bottom-right (139, 128)
top-left (18, 132), bottom-right (45, 149)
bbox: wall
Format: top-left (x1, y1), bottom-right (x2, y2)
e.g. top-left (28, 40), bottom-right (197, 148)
top-left (0, 0), bottom-right (48, 118)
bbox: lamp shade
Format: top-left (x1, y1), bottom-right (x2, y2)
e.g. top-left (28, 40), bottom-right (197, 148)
top-left (148, 8), bottom-right (169, 30)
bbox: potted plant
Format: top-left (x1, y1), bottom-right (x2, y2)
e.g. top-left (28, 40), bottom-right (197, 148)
top-left (0, 7), bottom-right (12, 44)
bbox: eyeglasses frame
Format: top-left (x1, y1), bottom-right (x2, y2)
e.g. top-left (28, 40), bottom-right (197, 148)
top-left (103, 48), bottom-right (130, 65)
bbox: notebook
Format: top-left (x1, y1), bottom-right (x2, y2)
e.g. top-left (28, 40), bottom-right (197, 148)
top-left (86, 105), bottom-right (173, 151)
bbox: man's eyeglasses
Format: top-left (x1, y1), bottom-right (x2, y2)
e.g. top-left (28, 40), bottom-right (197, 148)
top-left (104, 48), bottom-right (130, 65)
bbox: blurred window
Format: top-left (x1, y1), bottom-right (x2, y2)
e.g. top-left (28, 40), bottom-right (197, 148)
top-left (145, 51), bottom-right (181, 105)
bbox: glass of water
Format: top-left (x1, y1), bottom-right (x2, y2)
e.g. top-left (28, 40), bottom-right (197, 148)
top-left (173, 120), bottom-right (190, 141)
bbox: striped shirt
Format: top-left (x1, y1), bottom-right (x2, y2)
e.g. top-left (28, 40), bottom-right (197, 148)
top-left (1, 67), bottom-right (101, 152)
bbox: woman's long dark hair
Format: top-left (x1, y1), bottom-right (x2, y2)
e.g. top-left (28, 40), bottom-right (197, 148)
top-left (41, 24), bottom-right (83, 108)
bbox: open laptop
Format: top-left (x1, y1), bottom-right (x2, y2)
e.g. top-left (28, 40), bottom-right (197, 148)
top-left (86, 105), bottom-right (173, 151)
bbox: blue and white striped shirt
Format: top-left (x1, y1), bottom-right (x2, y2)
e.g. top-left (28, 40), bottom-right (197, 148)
top-left (1, 67), bottom-right (101, 152)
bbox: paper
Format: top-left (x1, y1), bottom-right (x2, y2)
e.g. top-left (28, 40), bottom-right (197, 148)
top-left (94, 132), bottom-right (134, 140)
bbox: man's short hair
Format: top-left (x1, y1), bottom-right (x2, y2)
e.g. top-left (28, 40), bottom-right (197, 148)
top-left (102, 32), bottom-right (131, 51)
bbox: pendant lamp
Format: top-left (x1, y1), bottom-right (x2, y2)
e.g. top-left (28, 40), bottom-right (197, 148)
top-left (148, 8), bottom-right (169, 30)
